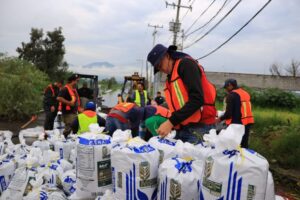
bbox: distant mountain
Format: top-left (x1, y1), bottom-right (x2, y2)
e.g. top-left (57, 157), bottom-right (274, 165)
top-left (83, 62), bottom-right (114, 68)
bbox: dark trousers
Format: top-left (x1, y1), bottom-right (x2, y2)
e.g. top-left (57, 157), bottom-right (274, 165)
top-left (241, 124), bottom-right (251, 148)
top-left (44, 111), bottom-right (57, 130)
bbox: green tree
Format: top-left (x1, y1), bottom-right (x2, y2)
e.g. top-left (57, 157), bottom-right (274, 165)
top-left (16, 27), bottom-right (68, 80)
top-left (0, 55), bottom-right (48, 120)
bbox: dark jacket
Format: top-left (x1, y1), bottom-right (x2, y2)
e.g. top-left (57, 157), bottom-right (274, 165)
top-left (43, 84), bottom-right (60, 112)
top-left (220, 90), bottom-right (242, 124)
top-left (168, 58), bottom-right (204, 126)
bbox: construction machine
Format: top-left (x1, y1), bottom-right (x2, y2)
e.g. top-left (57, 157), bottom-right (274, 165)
top-left (118, 72), bottom-right (146, 103)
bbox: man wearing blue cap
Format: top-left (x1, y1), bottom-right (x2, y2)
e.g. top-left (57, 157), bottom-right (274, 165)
top-left (147, 44), bottom-right (217, 144)
top-left (71, 101), bottom-right (106, 134)
top-left (217, 79), bottom-right (254, 148)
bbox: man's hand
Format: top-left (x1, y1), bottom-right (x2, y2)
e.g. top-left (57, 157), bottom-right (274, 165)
top-left (157, 120), bottom-right (174, 137)
top-left (50, 106), bottom-right (55, 112)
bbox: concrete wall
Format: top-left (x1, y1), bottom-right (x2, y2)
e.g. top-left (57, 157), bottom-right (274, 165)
top-left (154, 72), bottom-right (300, 93)
top-left (206, 72), bottom-right (300, 91)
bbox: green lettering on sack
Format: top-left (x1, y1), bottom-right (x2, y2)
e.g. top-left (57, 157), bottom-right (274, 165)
top-left (202, 177), bottom-right (222, 197)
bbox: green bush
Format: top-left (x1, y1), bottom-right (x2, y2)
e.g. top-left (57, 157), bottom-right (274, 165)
top-left (0, 55), bottom-right (49, 120)
top-left (216, 86), bottom-right (299, 110)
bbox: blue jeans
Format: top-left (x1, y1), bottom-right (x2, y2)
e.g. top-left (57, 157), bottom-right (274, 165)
top-left (175, 124), bottom-right (215, 144)
top-left (105, 116), bottom-right (130, 136)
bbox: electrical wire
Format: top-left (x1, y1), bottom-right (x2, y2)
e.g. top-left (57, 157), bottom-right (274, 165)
top-left (196, 0), bottom-right (272, 60)
top-left (184, 0), bottom-right (217, 34)
top-left (185, 0), bottom-right (229, 37)
top-left (184, 0), bottom-right (242, 49)
top-left (181, 0), bottom-right (196, 21)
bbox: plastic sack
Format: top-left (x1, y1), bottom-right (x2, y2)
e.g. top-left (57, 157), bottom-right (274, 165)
top-left (95, 189), bottom-right (114, 200)
top-left (111, 137), bottom-right (160, 200)
top-left (0, 131), bottom-right (13, 142)
top-left (148, 136), bottom-right (177, 164)
top-left (61, 169), bottom-right (76, 195)
top-left (265, 171), bottom-right (275, 200)
top-left (70, 133), bottom-right (112, 199)
top-left (158, 156), bottom-right (203, 200)
top-left (1, 167), bottom-right (37, 199)
top-left (19, 126), bottom-right (44, 146)
top-left (54, 140), bottom-right (73, 161)
top-left (0, 157), bottom-right (16, 195)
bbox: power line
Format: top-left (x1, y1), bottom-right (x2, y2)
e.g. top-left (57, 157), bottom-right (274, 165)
top-left (184, 0), bottom-right (242, 49)
top-left (184, 0), bottom-right (217, 34)
top-left (181, 0), bottom-right (196, 21)
top-left (185, 0), bottom-right (229, 37)
top-left (196, 0), bottom-right (272, 60)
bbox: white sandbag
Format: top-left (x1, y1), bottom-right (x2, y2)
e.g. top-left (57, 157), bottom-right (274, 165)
top-left (0, 167), bottom-right (37, 199)
top-left (32, 139), bottom-right (51, 152)
top-left (0, 139), bottom-right (14, 156)
top-left (95, 189), bottom-right (114, 200)
top-left (61, 169), bottom-right (76, 195)
top-left (112, 129), bottom-right (132, 146)
top-left (23, 186), bottom-right (68, 200)
top-left (54, 140), bottom-right (73, 161)
top-left (158, 156), bottom-right (203, 200)
top-left (69, 148), bottom-right (76, 166)
top-left (53, 112), bottom-right (65, 133)
top-left (41, 163), bottom-right (64, 188)
top-left (89, 123), bottom-right (106, 134)
top-left (148, 136), bottom-right (177, 164)
top-left (0, 131), bottom-right (13, 142)
top-left (71, 133), bottom-right (112, 199)
top-left (19, 126), bottom-right (44, 146)
top-left (111, 137), bottom-right (160, 200)
top-left (199, 125), bottom-right (270, 200)
top-left (56, 159), bottom-right (73, 172)
top-left (265, 171), bottom-right (275, 200)
top-left (275, 195), bottom-right (289, 200)
top-left (0, 158), bottom-right (16, 195)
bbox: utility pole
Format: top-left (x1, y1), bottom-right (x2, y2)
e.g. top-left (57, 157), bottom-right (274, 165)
top-left (148, 24), bottom-right (163, 96)
top-left (136, 59), bottom-right (143, 76)
top-left (166, 0), bottom-right (192, 46)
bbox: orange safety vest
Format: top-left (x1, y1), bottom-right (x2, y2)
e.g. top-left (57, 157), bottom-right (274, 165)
top-left (58, 84), bottom-right (81, 111)
top-left (113, 102), bottom-right (135, 113)
top-left (164, 58), bottom-right (217, 126)
top-left (154, 105), bottom-right (171, 118)
top-left (44, 84), bottom-right (55, 97)
top-left (225, 88), bottom-right (254, 125)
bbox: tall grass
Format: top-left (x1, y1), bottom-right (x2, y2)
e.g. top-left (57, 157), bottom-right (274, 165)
top-left (250, 107), bottom-right (300, 169)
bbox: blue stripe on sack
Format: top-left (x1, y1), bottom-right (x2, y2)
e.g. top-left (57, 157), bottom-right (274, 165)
top-left (126, 174), bottom-right (129, 200)
top-left (78, 137), bottom-right (111, 145)
top-left (0, 176), bottom-right (6, 191)
top-left (112, 167), bottom-right (115, 193)
top-left (231, 172), bottom-right (237, 200)
top-left (226, 162), bottom-right (233, 200)
top-left (133, 164), bottom-right (137, 200)
top-left (162, 179), bottom-right (165, 200)
top-left (237, 177), bottom-right (242, 200)
top-left (130, 170), bottom-right (132, 200)
top-left (59, 148), bottom-right (63, 159)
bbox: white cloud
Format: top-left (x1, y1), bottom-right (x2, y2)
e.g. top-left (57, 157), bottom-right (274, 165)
top-left (0, 0), bottom-right (299, 78)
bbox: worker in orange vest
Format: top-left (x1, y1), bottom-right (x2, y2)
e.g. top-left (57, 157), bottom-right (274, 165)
top-left (106, 102), bottom-right (171, 139)
top-left (43, 80), bottom-right (63, 130)
top-left (147, 44), bottom-right (217, 144)
top-left (217, 79), bottom-right (254, 148)
top-left (57, 74), bottom-right (83, 138)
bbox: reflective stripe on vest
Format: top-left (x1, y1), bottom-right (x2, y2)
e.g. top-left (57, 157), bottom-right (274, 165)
top-left (58, 84), bottom-right (81, 111)
top-left (164, 58), bottom-right (217, 126)
top-left (134, 90), bottom-right (147, 107)
top-left (225, 88), bottom-right (254, 125)
top-left (78, 110), bottom-right (97, 134)
top-left (113, 102), bottom-right (135, 113)
top-left (154, 105), bottom-right (171, 118)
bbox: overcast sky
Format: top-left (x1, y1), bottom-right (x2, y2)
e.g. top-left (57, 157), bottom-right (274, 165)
top-left (1, 0), bottom-right (299, 79)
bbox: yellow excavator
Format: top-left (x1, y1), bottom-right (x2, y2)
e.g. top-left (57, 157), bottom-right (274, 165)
top-left (118, 72), bottom-right (146, 104)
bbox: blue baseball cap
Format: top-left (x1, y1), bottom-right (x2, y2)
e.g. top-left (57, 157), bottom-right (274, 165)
top-left (85, 101), bottom-right (96, 111)
top-left (147, 44), bottom-right (168, 74)
top-left (223, 79), bottom-right (238, 88)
